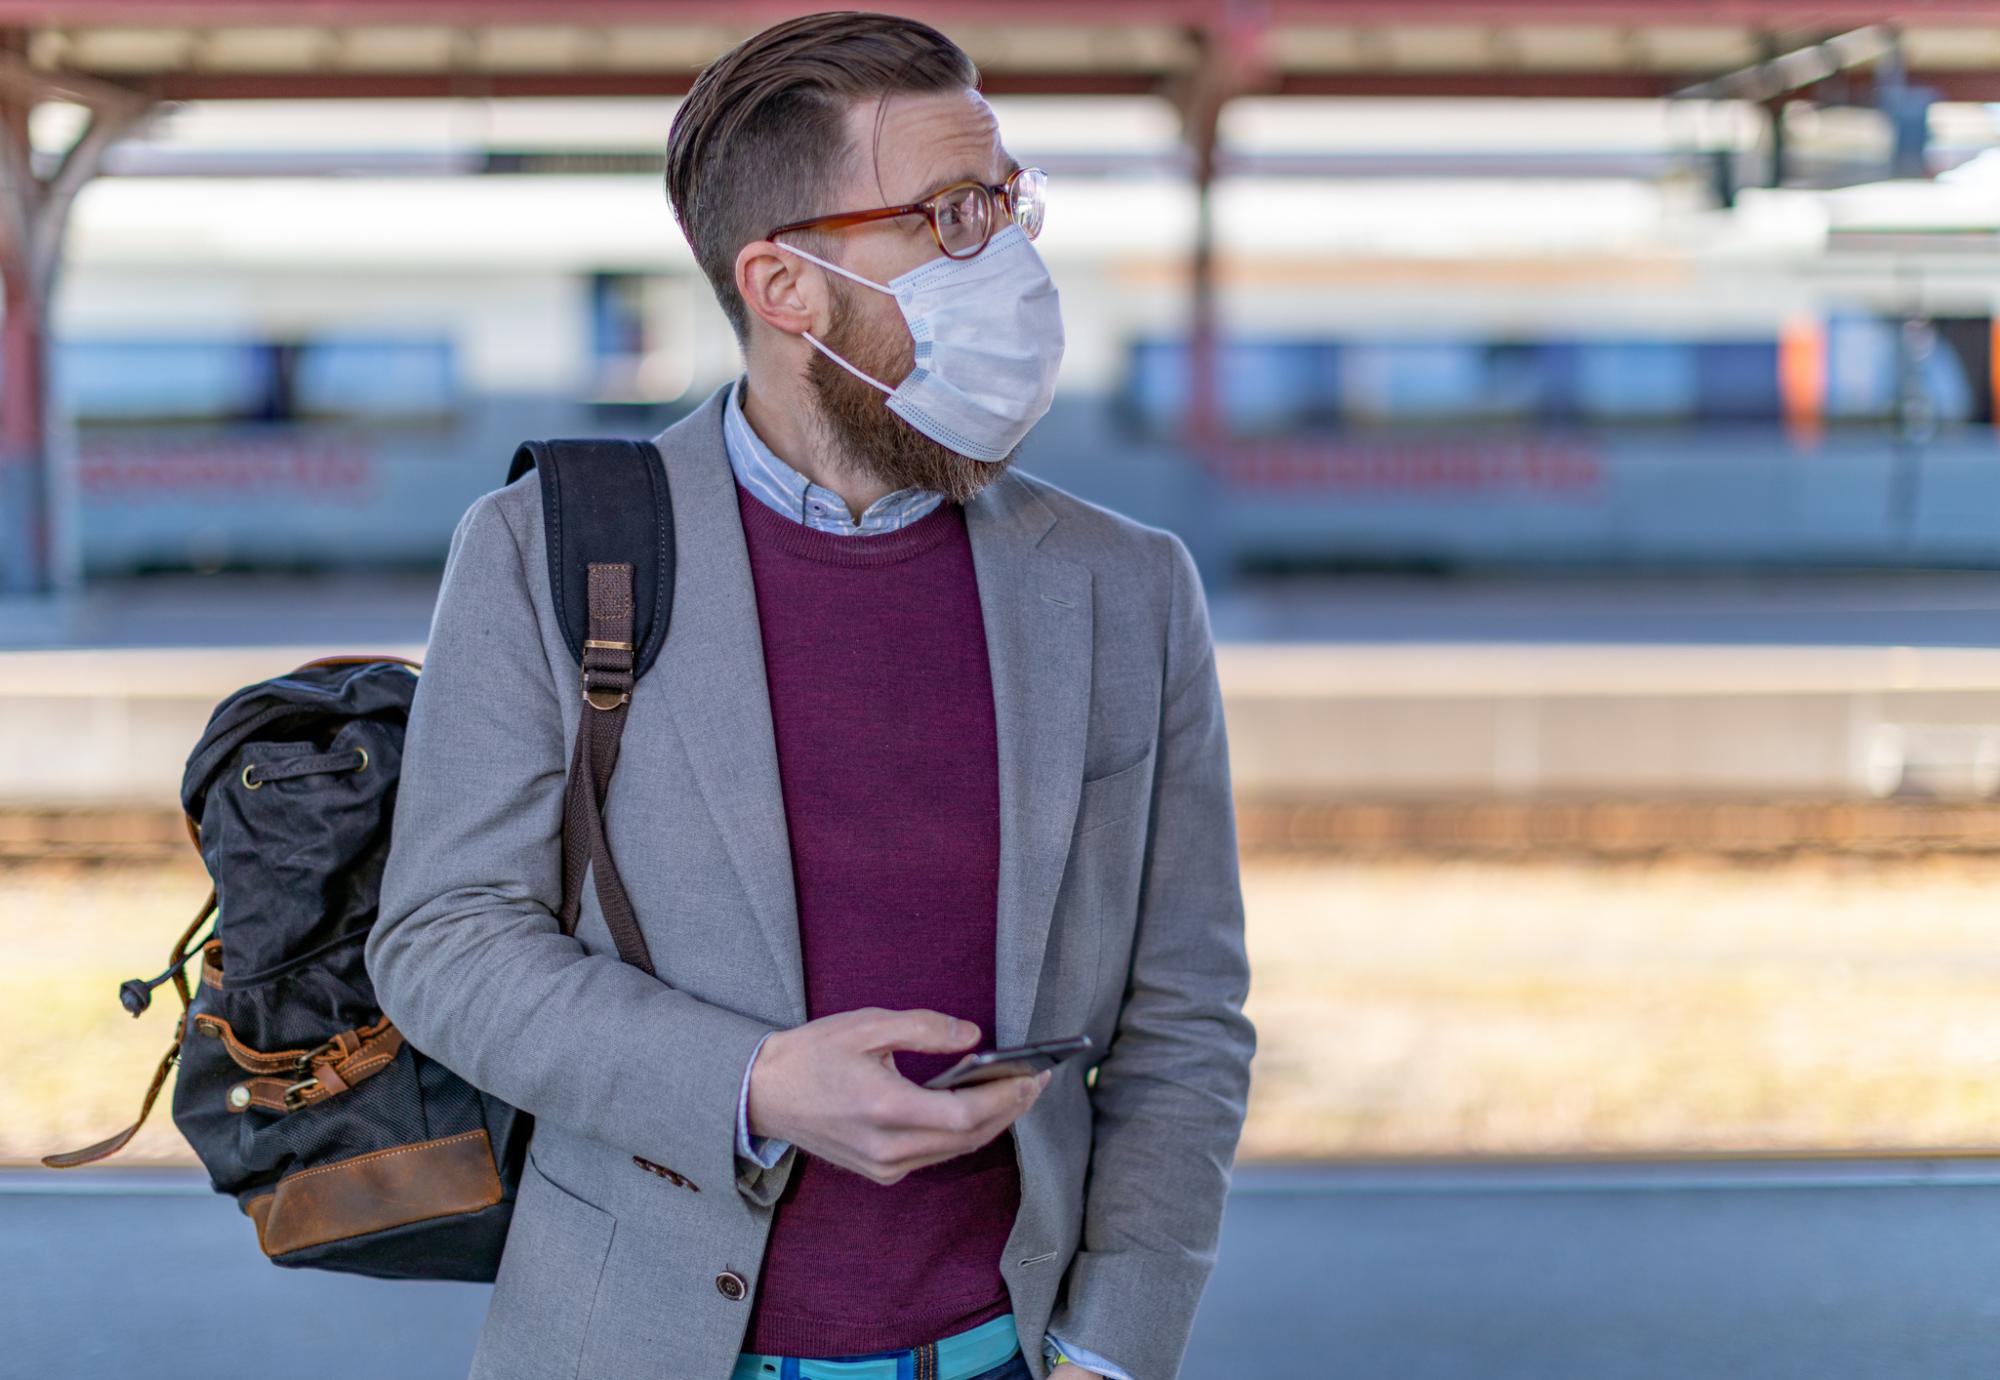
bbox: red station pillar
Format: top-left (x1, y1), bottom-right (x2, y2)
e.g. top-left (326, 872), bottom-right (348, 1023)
top-left (0, 30), bottom-right (153, 596)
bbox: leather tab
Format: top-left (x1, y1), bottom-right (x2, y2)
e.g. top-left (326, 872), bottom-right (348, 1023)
top-left (505, 438), bottom-right (674, 679)
top-left (41, 1038), bottom-right (180, 1168)
top-left (509, 440), bottom-right (666, 977)
top-left (580, 561), bottom-right (636, 708)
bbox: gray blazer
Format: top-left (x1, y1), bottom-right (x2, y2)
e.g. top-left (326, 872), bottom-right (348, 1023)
top-left (366, 382), bottom-right (1255, 1380)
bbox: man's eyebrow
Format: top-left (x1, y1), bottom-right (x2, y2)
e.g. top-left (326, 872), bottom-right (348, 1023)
top-left (920, 157), bottom-right (1021, 198)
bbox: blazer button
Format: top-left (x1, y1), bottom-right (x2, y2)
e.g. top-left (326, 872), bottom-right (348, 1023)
top-left (715, 1270), bottom-right (748, 1301)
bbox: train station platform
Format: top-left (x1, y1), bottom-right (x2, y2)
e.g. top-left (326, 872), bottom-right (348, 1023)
top-left (8, 570), bottom-right (2000, 815)
top-left (11, 1154), bottom-right (2000, 1379)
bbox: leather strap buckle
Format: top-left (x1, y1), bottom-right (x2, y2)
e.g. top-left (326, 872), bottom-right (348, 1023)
top-left (581, 669), bottom-right (630, 712)
top-left (294, 1038), bottom-right (337, 1076)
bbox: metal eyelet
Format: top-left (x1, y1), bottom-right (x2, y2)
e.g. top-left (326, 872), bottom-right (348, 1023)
top-left (355, 746), bottom-right (369, 772)
top-left (241, 763), bottom-right (262, 790)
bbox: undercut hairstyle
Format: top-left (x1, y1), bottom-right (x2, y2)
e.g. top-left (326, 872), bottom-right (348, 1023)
top-left (663, 11), bottom-right (980, 343)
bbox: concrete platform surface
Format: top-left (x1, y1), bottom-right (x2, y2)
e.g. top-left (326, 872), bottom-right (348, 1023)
top-left (11, 570), bottom-right (2000, 804)
top-left (9, 1156), bottom-right (2000, 1379)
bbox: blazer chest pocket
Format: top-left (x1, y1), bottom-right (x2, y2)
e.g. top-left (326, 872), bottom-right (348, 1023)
top-left (1058, 745), bottom-right (1158, 1011)
top-left (1074, 745), bottom-right (1156, 841)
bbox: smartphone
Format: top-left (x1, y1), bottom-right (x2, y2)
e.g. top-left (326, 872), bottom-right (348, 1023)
top-left (922, 1034), bottom-right (1094, 1090)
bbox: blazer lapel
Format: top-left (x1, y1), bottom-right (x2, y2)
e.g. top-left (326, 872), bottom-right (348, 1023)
top-left (650, 388), bottom-right (809, 1026)
top-left (649, 387), bottom-right (1095, 1050)
top-left (964, 471), bottom-right (1093, 1052)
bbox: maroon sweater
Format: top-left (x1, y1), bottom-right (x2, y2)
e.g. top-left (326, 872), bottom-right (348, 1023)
top-left (733, 479), bottom-right (1019, 1357)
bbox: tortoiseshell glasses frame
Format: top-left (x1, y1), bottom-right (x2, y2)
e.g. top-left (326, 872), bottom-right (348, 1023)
top-left (764, 166), bottom-right (1047, 261)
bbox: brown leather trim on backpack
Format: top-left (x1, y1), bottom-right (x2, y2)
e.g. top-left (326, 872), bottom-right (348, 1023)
top-left (195, 1010), bottom-right (312, 1075)
top-left (39, 1038), bottom-right (184, 1168)
top-left (556, 560), bottom-right (659, 976)
top-left (240, 1129), bottom-right (502, 1258)
top-left (41, 888), bottom-right (218, 1169)
top-left (218, 1015), bottom-right (404, 1113)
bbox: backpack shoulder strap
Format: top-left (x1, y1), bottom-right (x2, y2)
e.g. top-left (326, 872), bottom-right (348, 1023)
top-left (504, 439), bottom-right (674, 973)
top-left (506, 438), bottom-right (674, 679)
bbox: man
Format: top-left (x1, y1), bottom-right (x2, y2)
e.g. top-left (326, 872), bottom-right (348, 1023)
top-left (365, 12), bottom-right (1254, 1380)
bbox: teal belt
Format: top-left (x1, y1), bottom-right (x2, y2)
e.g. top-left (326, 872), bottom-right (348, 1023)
top-left (732, 1312), bottom-right (1019, 1380)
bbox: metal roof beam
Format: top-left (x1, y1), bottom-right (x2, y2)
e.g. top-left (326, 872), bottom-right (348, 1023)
top-left (1671, 23), bottom-right (1893, 101)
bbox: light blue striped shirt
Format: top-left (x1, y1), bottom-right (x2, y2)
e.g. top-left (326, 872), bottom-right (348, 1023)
top-left (723, 375), bottom-right (944, 533)
top-left (721, 376), bottom-right (1133, 1380)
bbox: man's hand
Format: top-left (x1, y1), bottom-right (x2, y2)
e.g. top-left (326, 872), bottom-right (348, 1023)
top-left (746, 1007), bottom-right (1050, 1185)
top-left (1049, 1365), bottom-right (1106, 1378)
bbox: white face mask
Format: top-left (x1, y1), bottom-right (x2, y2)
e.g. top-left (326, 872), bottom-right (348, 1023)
top-left (775, 223), bottom-right (1065, 462)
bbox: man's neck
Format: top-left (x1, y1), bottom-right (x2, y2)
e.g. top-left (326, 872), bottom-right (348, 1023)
top-left (738, 365), bottom-right (898, 523)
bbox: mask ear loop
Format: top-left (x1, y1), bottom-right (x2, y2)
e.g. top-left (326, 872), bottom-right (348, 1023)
top-left (801, 332), bottom-right (895, 396)
top-left (774, 239), bottom-right (899, 397)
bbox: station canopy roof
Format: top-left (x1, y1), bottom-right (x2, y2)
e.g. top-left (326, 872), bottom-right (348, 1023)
top-left (1, 2), bottom-right (1999, 103)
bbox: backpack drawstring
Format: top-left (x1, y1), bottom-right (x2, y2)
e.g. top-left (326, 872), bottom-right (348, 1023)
top-left (119, 888), bottom-right (218, 1015)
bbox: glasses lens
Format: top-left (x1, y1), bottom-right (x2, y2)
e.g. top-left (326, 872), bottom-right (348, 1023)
top-left (935, 182), bottom-right (991, 258)
top-left (1008, 168), bottom-right (1047, 239)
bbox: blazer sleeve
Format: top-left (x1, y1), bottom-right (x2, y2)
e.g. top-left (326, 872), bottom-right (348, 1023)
top-left (1042, 529), bottom-right (1258, 1380)
top-left (365, 488), bottom-right (791, 1205)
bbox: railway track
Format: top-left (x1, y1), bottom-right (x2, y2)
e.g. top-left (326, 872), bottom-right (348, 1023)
top-left (1236, 797), bottom-right (2000, 858)
top-left (16, 797), bottom-right (2000, 864)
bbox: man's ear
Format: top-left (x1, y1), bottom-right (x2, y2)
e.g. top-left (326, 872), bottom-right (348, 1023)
top-left (735, 239), bottom-right (821, 338)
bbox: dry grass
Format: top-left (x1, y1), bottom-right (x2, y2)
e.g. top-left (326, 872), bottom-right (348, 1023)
top-left (1239, 852), bottom-right (2000, 1158)
top-left (13, 851), bottom-right (2000, 1166)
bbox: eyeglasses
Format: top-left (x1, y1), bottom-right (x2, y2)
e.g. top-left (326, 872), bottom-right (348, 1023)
top-left (766, 166), bottom-right (1047, 261)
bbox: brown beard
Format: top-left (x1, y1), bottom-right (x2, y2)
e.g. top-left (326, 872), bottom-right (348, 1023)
top-left (804, 277), bottom-right (1016, 506)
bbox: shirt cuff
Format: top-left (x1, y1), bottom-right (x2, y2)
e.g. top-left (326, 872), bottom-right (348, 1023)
top-left (736, 1029), bottom-right (793, 1169)
top-left (1044, 1329), bottom-right (1137, 1380)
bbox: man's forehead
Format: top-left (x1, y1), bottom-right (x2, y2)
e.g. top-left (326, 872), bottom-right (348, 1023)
top-left (854, 88), bottom-right (1009, 200)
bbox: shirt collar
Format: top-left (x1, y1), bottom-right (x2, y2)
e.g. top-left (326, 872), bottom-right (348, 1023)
top-left (722, 375), bottom-right (945, 536)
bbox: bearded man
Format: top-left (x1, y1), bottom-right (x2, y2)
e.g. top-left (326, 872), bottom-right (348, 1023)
top-left (368, 12), bottom-right (1255, 1380)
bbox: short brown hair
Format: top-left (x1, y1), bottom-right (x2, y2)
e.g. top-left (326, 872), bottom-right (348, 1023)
top-left (664, 12), bottom-right (979, 342)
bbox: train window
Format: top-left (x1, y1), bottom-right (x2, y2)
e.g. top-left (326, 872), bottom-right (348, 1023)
top-left (57, 340), bottom-right (273, 422)
top-left (1824, 315), bottom-right (1898, 418)
top-left (1822, 314), bottom-right (1985, 425)
top-left (294, 338), bottom-right (455, 418)
top-left (1122, 322), bottom-right (1989, 438)
top-left (588, 271), bottom-right (706, 406)
top-left (1929, 318), bottom-right (1991, 425)
top-left (1572, 341), bottom-right (1697, 420)
top-left (1337, 343), bottom-right (1491, 422)
top-left (56, 337), bottom-right (455, 423)
top-left (1220, 341), bottom-right (1325, 434)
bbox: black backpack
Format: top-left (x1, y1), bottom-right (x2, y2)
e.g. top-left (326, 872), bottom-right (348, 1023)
top-left (43, 437), bottom-right (675, 1283)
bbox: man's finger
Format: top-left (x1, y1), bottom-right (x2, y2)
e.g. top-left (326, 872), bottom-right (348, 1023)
top-left (851, 1008), bottom-right (982, 1055)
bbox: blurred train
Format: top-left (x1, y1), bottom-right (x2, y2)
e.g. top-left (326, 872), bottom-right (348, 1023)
top-left (45, 101), bottom-right (2000, 580)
